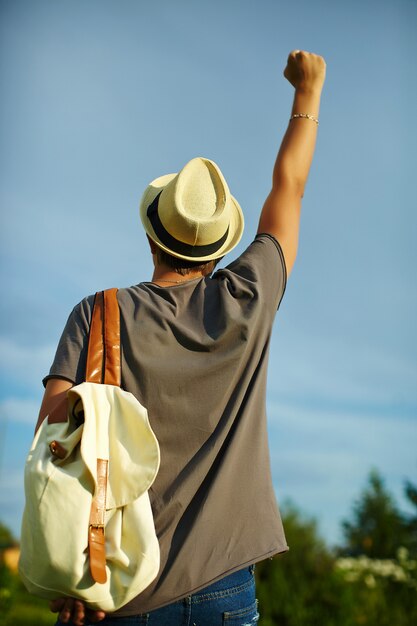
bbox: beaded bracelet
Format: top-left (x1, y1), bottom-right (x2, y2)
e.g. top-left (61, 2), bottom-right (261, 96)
top-left (290, 113), bottom-right (319, 126)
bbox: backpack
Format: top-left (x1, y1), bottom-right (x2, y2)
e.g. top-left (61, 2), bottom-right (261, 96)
top-left (19, 289), bottom-right (160, 611)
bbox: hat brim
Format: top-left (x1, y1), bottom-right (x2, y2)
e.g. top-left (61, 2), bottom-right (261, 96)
top-left (139, 173), bottom-right (244, 262)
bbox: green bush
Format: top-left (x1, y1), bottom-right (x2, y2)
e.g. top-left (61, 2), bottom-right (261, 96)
top-left (0, 562), bottom-right (16, 626)
top-left (255, 472), bottom-right (417, 626)
top-left (256, 503), bottom-right (352, 626)
top-left (0, 563), bottom-right (53, 626)
top-left (335, 548), bottom-right (417, 626)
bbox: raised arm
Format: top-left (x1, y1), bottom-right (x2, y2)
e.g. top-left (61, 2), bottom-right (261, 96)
top-left (257, 50), bottom-right (326, 276)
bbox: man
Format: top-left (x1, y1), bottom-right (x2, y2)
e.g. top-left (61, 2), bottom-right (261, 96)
top-left (39, 49), bottom-right (326, 625)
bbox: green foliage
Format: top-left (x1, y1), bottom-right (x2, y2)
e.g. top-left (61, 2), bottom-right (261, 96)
top-left (256, 502), bottom-right (351, 626)
top-left (0, 562), bottom-right (16, 626)
top-left (335, 548), bottom-right (417, 626)
top-left (0, 563), bottom-right (54, 626)
top-left (333, 472), bottom-right (417, 625)
top-left (340, 469), bottom-right (409, 558)
top-left (256, 479), bottom-right (417, 626)
top-left (0, 523), bottom-right (16, 550)
top-left (404, 479), bottom-right (417, 554)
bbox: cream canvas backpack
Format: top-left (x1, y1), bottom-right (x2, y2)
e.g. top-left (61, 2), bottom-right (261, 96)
top-left (19, 289), bottom-right (160, 611)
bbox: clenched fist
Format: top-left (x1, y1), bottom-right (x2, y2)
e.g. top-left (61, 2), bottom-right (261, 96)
top-left (284, 50), bottom-right (326, 92)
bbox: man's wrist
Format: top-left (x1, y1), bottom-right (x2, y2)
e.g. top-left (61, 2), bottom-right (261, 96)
top-left (294, 83), bottom-right (323, 97)
top-left (292, 86), bottom-right (322, 118)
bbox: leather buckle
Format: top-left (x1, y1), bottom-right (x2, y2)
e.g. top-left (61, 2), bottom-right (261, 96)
top-left (49, 440), bottom-right (67, 459)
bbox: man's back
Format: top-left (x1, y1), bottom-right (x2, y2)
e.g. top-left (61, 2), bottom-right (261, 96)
top-left (44, 234), bottom-right (288, 614)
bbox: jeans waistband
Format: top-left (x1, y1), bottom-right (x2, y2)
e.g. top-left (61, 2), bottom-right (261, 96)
top-left (189, 564), bottom-right (255, 601)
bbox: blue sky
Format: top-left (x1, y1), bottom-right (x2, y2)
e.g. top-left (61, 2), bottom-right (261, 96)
top-left (1, 0), bottom-right (416, 546)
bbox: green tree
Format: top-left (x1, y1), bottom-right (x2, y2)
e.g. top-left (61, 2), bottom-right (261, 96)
top-left (255, 490), bottom-right (417, 626)
top-left (0, 561), bottom-right (15, 626)
top-left (0, 523), bottom-right (16, 550)
top-left (403, 478), bottom-right (417, 554)
top-left (340, 469), bottom-right (408, 558)
top-left (256, 502), bottom-right (351, 626)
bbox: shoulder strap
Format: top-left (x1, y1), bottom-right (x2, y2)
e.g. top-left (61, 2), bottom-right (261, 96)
top-left (85, 288), bottom-right (121, 387)
top-left (84, 287), bottom-right (120, 584)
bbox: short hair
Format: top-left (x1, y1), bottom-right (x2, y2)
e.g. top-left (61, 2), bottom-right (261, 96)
top-left (155, 247), bottom-right (223, 276)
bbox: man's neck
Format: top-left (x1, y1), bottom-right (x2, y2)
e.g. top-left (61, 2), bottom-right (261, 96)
top-left (151, 265), bottom-right (207, 286)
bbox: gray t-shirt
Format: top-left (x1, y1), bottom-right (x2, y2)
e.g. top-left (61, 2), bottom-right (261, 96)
top-left (44, 233), bottom-right (289, 615)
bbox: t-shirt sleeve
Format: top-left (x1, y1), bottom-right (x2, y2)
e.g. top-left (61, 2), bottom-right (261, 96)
top-left (42, 295), bottom-right (95, 388)
top-left (214, 233), bottom-right (287, 316)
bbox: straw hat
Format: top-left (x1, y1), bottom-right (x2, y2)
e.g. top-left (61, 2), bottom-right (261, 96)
top-left (139, 157), bottom-right (244, 261)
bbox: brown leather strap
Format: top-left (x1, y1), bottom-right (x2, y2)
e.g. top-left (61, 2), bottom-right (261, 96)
top-left (85, 292), bottom-right (104, 383)
top-left (89, 526), bottom-right (106, 584)
top-left (85, 289), bottom-right (120, 583)
top-left (86, 289), bottom-right (120, 386)
top-left (103, 288), bottom-right (121, 386)
top-left (88, 459), bottom-right (108, 584)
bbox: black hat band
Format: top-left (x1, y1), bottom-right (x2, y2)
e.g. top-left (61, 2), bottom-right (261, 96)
top-left (147, 192), bottom-right (229, 258)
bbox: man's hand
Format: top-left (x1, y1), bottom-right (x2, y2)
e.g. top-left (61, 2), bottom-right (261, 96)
top-left (49, 598), bottom-right (106, 625)
top-left (283, 49), bottom-right (326, 92)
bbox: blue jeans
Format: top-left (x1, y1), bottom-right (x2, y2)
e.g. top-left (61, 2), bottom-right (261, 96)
top-left (55, 566), bottom-right (259, 625)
